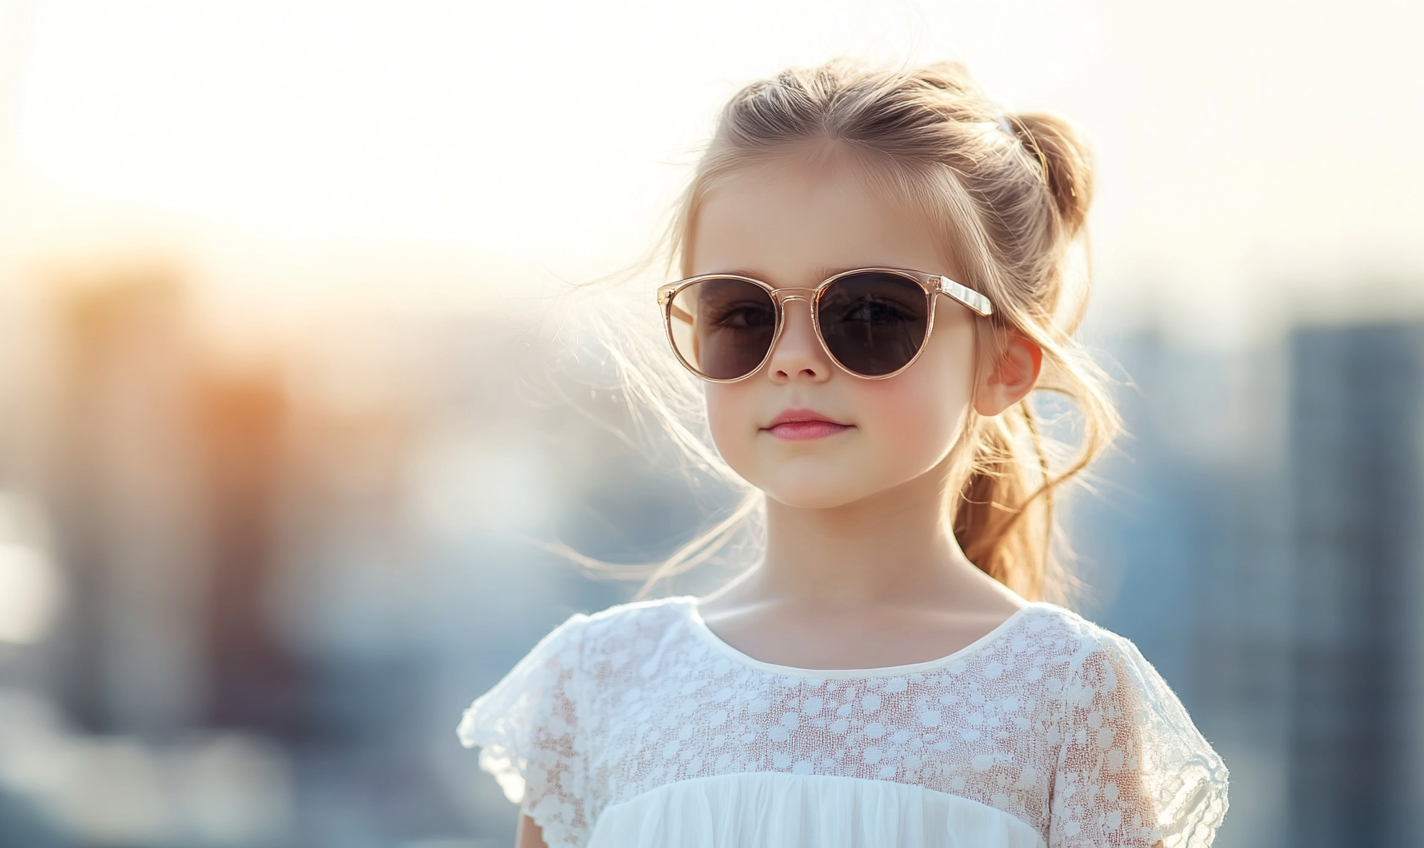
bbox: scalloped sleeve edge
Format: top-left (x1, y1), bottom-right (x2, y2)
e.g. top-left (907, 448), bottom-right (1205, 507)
top-left (456, 612), bottom-right (590, 806)
top-left (1097, 632), bottom-right (1231, 848)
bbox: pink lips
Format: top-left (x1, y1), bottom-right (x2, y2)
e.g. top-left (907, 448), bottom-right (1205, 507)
top-left (763, 408), bottom-right (852, 441)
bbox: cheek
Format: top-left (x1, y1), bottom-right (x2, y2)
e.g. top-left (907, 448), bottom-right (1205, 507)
top-left (704, 383), bottom-right (753, 459)
top-left (861, 329), bottom-right (977, 457)
top-left (859, 379), bottom-right (966, 461)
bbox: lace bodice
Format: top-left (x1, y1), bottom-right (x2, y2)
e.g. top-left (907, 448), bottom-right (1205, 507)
top-left (457, 597), bottom-right (1228, 848)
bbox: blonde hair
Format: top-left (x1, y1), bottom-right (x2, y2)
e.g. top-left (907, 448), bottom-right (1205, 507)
top-left (584, 58), bottom-right (1120, 604)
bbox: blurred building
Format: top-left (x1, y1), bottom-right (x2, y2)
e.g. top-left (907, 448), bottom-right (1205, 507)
top-left (1287, 324), bottom-right (1424, 847)
top-left (42, 271), bottom-right (208, 737)
top-left (1, 271), bottom-right (301, 847)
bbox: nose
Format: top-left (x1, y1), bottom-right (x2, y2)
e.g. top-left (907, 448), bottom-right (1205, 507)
top-left (765, 297), bottom-right (831, 383)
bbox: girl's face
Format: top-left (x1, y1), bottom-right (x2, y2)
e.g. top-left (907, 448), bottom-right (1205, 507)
top-left (691, 155), bottom-right (997, 510)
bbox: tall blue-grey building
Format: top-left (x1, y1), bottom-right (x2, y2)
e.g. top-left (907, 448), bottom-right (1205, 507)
top-left (1288, 324), bottom-right (1424, 848)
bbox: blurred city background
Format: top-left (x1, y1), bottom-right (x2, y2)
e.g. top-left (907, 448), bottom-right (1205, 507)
top-left (0, 2), bottom-right (1420, 847)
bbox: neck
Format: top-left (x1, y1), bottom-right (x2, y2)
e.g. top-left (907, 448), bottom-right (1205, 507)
top-left (735, 462), bottom-right (1014, 613)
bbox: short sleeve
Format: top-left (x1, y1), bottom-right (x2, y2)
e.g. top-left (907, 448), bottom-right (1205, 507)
top-left (1049, 632), bottom-right (1230, 848)
top-left (457, 613), bottom-right (591, 848)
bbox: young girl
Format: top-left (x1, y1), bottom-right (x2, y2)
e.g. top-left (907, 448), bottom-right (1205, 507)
top-left (458, 59), bottom-right (1229, 848)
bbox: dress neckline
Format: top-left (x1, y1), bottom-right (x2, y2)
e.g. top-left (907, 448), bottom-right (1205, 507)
top-left (677, 596), bottom-right (1046, 680)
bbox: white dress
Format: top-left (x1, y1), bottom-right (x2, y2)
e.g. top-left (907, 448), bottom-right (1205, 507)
top-left (457, 597), bottom-right (1229, 848)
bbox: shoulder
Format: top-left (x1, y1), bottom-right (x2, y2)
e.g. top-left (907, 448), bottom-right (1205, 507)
top-left (1019, 601), bottom-right (1142, 663)
top-left (537, 595), bottom-right (690, 641)
top-left (460, 597), bottom-right (693, 725)
top-left (1005, 601), bottom-right (1107, 660)
top-left (562, 595), bottom-right (695, 663)
top-left (583, 594), bottom-right (693, 627)
top-left (1013, 603), bottom-right (1165, 696)
top-left (1021, 603), bottom-right (1201, 727)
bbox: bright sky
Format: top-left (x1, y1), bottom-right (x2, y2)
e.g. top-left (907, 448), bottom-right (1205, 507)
top-left (0, 1), bottom-right (1420, 343)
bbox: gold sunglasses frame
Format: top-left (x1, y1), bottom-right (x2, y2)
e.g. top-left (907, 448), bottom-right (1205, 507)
top-left (655, 266), bottom-right (994, 383)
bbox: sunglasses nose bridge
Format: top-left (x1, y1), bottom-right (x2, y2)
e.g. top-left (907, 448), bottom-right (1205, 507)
top-left (760, 288), bottom-right (828, 379)
top-left (769, 287), bottom-right (818, 307)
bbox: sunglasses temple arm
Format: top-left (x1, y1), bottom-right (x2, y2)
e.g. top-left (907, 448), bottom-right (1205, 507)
top-left (937, 276), bottom-right (994, 317)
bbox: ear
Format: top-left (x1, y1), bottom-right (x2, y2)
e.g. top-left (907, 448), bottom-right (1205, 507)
top-left (973, 330), bottom-right (1043, 416)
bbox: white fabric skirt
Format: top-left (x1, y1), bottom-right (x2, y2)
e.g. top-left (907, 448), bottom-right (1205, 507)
top-left (587, 772), bottom-right (1046, 848)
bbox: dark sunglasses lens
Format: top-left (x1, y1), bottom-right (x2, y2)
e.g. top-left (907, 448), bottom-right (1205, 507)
top-left (817, 273), bottom-right (930, 376)
top-left (668, 279), bottom-right (777, 380)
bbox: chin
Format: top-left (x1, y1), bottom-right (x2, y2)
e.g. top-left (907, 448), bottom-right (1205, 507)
top-left (757, 473), bottom-right (882, 511)
top-left (764, 488), bottom-right (864, 511)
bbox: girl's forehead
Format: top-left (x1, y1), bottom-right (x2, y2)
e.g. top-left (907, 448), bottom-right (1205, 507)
top-left (689, 155), bottom-right (955, 281)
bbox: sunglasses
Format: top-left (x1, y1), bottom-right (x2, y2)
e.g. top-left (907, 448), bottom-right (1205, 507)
top-left (656, 267), bottom-right (994, 382)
